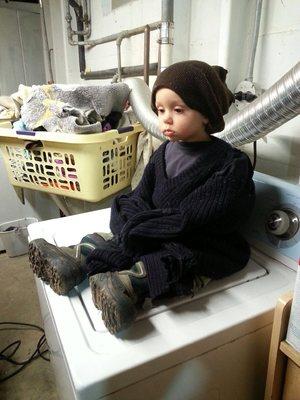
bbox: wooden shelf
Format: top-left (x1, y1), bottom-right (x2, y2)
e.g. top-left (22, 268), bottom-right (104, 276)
top-left (264, 291), bottom-right (300, 400)
top-left (280, 341), bottom-right (300, 368)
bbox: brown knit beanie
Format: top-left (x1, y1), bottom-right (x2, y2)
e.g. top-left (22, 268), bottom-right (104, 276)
top-left (151, 60), bottom-right (234, 134)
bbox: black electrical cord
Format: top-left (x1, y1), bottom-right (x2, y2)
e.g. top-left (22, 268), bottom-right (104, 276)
top-left (252, 140), bottom-right (257, 169)
top-left (0, 322), bottom-right (50, 383)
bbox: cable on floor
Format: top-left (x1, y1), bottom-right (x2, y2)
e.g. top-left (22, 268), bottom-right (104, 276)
top-left (0, 322), bottom-right (50, 383)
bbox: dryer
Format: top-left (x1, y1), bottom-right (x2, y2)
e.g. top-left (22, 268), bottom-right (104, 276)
top-left (28, 172), bottom-right (300, 400)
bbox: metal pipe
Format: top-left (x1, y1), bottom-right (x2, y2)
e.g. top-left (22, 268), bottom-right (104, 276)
top-left (115, 24), bottom-right (152, 83)
top-left (81, 0), bottom-right (88, 20)
top-left (160, 0), bottom-right (174, 71)
top-left (65, 0), bottom-right (71, 20)
top-left (81, 63), bottom-right (158, 80)
top-left (68, 21), bottom-right (160, 47)
top-left (144, 25), bottom-right (150, 85)
top-left (71, 0), bottom-right (91, 36)
top-left (116, 35), bottom-right (124, 81)
top-left (157, 43), bottom-right (161, 74)
top-left (218, 62), bottom-right (300, 146)
top-left (65, 0), bottom-right (73, 43)
top-left (68, 0), bottom-right (86, 73)
top-left (76, 2), bottom-right (86, 73)
top-left (65, 0), bottom-right (91, 40)
top-left (162, 0), bottom-right (174, 22)
top-left (246, 0), bottom-right (263, 82)
top-left (40, 0), bottom-right (54, 82)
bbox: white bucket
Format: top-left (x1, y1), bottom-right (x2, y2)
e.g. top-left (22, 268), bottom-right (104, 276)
top-left (0, 217), bottom-right (38, 257)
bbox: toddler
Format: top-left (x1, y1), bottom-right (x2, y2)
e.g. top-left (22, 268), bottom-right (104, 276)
top-left (29, 61), bottom-right (255, 335)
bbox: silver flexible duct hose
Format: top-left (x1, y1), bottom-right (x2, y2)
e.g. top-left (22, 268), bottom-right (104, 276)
top-left (218, 62), bottom-right (300, 146)
top-left (126, 63), bottom-right (300, 147)
top-left (125, 78), bottom-right (165, 141)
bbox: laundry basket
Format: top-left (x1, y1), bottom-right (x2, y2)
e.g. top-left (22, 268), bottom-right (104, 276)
top-left (0, 217), bottom-right (38, 257)
top-left (0, 123), bottom-right (142, 202)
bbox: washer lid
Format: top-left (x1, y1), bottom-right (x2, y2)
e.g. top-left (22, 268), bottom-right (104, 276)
top-left (75, 257), bottom-right (267, 340)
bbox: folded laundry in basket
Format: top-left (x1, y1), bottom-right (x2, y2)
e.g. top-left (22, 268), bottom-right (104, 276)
top-left (20, 83), bottom-right (130, 134)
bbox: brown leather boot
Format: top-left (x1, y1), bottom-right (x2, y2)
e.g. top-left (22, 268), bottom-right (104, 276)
top-left (28, 233), bottom-right (112, 295)
top-left (89, 261), bottom-right (149, 334)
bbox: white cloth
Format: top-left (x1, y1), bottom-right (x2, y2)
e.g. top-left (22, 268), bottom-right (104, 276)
top-left (131, 130), bottom-right (162, 189)
top-left (20, 83), bottom-right (130, 134)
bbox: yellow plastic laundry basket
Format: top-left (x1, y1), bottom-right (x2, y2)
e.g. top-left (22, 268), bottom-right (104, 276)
top-left (0, 122), bottom-right (142, 202)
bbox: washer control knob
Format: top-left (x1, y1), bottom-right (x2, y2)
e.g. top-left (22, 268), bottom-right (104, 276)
top-left (266, 209), bottom-right (299, 239)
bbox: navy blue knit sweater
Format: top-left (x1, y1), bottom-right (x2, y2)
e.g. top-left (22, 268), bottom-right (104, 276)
top-left (87, 136), bottom-right (255, 298)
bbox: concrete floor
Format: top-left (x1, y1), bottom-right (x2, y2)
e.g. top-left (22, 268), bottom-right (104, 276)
top-left (0, 252), bottom-right (59, 400)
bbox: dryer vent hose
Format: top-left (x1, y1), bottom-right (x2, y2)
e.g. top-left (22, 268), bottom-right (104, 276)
top-left (126, 62), bottom-right (300, 147)
top-left (217, 62), bottom-right (300, 146)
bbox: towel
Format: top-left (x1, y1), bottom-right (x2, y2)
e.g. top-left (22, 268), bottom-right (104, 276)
top-left (20, 83), bottom-right (130, 134)
top-left (11, 85), bottom-right (33, 120)
top-left (0, 96), bottom-right (15, 120)
top-left (0, 88), bottom-right (32, 121)
top-left (0, 85), bottom-right (33, 121)
top-left (131, 130), bottom-right (161, 189)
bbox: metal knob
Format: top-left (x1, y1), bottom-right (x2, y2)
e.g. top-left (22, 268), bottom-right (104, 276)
top-left (266, 209), bottom-right (299, 240)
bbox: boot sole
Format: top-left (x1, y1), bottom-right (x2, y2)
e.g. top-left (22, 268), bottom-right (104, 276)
top-left (89, 273), bottom-right (137, 335)
top-left (28, 239), bottom-right (85, 295)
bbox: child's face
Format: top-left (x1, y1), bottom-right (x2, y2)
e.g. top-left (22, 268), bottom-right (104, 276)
top-left (155, 88), bottom-right (210, 142)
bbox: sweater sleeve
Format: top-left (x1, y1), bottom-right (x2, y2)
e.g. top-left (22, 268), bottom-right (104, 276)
top-left (121, 153), bottom-right (255, 250)
top-left (110, 156), bottom-right (156, 235)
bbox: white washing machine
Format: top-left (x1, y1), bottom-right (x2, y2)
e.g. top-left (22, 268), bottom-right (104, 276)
top-left (27, 172), bottom-right (300, 400)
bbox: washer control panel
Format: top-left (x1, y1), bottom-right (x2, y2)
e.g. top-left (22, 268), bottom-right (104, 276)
top-left (244, 172), bottom-right (300, 264)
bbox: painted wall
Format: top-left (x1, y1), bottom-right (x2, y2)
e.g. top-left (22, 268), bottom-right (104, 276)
top-left (0, 1), bottom-right (46, 94)
top-left (0, 2), bottom-right (59, 251)
top-left (36, 0), bottom-right (300, 184)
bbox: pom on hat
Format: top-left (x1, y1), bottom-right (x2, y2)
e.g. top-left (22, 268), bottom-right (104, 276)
top-left (151, 60), bottom-right (234, 134)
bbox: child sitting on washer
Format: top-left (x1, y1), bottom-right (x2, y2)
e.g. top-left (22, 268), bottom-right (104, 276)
top-left (29, 60), bottom-right (255, 335)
